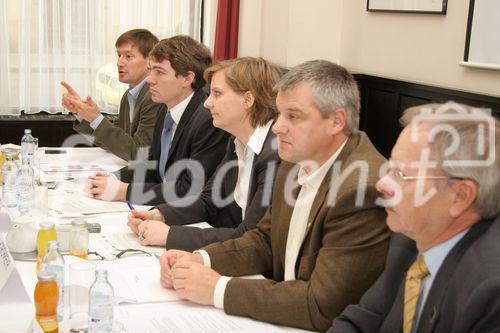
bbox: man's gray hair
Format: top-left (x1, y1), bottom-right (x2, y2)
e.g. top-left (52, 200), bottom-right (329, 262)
top-left (274, 60), bottom-right (360, 135)
top-left (402, 102), bottom-right (500, 218)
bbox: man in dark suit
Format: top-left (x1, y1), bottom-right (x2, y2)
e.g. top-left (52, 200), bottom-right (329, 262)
top-left (62, 29), bottom-right (162, 161)
top-left (329, 102), bottom-right (500, 333)
top-left (157, 60), bottom-right (391, 331)
top-left (87, 35), bottom-right (229, 205)
top-left (126, 57), bottom-right (283, 252)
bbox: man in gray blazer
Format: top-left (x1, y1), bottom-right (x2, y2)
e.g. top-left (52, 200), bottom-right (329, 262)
top-left (329, 102), bottom-right (500, 333)
top-left (62, 29), bottom-right (162, 161)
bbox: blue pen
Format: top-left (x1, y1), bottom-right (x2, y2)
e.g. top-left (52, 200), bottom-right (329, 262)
top-left (127, 201), bottom-right (135, 210)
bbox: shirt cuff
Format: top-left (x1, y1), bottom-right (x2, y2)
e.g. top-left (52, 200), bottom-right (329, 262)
top-left (213, 276), bottom-right (231, 309)
top-left (89, 114), bottom-right (104, 130)
top-left (194, 250), bottom-right (211, 267)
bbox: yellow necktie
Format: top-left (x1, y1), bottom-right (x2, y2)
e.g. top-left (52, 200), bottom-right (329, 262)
top-left (403, 255), bottom-right (430, 333)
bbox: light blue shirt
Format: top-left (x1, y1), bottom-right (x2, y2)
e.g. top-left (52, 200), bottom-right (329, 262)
top-left (127, 78), bottom-right (148, 123)
top-left (76, 113), bottom-right (104, 130)
top-left (413, 229), bottom-right (469, 331)
top-left (89, 114), bottom-right (104, 130)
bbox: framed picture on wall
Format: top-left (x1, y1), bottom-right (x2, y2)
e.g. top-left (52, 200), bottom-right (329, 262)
top-left (367, 0), bottom-right (447, 14)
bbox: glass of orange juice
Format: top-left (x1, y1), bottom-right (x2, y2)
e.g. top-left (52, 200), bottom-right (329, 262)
top-left (69, 219), bottom-right (89, 259)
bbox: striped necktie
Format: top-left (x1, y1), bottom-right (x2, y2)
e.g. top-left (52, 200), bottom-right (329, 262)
top-left (403, 255), bottom-right (429, 333)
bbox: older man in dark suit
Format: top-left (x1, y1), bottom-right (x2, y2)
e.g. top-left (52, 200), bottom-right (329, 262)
top-left (157, 60), bottom-right (391, 331)
top-left (329, 102), bottom-right (500, 333)
top-left (86, 35), bottom-right (229, 205)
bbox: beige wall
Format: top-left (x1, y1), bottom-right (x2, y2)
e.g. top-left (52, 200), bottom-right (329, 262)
top-left (238, 0), bottom-right (500, 97)
top-left (238, 0), bottom-right (343, 67)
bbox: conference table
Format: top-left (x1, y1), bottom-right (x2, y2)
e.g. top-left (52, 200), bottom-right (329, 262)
top-left (2, 147), bottom-right (311, 333)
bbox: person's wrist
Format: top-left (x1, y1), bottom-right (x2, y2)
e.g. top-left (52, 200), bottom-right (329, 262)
top-left (118, 182), bottom-right (128, 201)
top-left (151, 208), bottom-right (164, 221)
top-left (163, 225), bottom-right (170, 246)
top-left (87, 112), bottom-right (102, 123)
top-left (193, 253), bottom-right (204, 265)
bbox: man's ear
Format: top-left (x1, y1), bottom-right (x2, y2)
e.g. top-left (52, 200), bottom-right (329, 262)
top-left (329, 108), bottom-right (347, 135)
top-left (182, 71), bottom-right (195, 88)
top-left (243, 91), bottom-right (255, 110)
top-left (449, 179), bottom-right (478, 218)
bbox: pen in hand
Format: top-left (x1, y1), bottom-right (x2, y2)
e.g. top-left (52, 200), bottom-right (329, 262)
top-left (127, 201), bottom-right (135, 210)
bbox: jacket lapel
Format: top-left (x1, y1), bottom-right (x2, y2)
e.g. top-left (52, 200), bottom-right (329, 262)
top-left (301, 133), bottom-right (361, 241)
top-left (276, 165), bottom-right (301, 267)
top-left (225, 140), bottom-right (239, 192)
top-left (245, 128), bottom-right (275, 210)
top-left (130, 82), bottom-right (150, 131)
top-left (122, 87), bottom-right (132, 133)
top-left (167, 89), bottom-right (206, 161)
top-left (416, 219), bottom-right (493, 333)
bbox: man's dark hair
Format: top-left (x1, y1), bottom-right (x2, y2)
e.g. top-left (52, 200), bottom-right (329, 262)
top-left (115, 29), bottom-right (159, 58)
top-left (150, 35), bottom-right (212, 90)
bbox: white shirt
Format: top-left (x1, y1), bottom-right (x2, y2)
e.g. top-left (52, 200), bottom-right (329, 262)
top-left (413, 229), bottom-right (469, 332)
top-left (283, 139), bottom-right (347, 281)
top-left (233, 120), bottom-right (273, 219)
top-left (167, 92), bottom-right (194, 141)
top-left (197, 138), bottom-right (347, 309)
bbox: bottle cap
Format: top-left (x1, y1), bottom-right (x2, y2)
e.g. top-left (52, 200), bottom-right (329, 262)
top-left (37, 271), bottom-right (56, 281)
top-left (47, 240), bottom-right (59, 249)
top-left (95, 268), bottom-right (109, 277)
top-left (24, 129), bottom-right (31, 134)
top-left (39, 221), bottom-right (55, 229)
top-left (72, 218), bottom-right (88, 227)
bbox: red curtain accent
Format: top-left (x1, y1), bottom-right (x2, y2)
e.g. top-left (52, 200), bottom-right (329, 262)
top-left (213, 0), bottom-right (240, 63)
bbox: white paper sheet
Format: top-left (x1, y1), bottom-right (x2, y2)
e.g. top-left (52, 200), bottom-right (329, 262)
top-left (91, 232), bottom-right (165, 255)
top-left (110, 266), bottom-right (179, 303)
top-left (49, 191), bottom-right (130, 216)
top-left (115, 302), bottom-right (311, 333)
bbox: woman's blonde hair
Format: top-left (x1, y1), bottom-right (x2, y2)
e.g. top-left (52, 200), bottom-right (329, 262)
top-left (204, 57), bottom-right (282, 127)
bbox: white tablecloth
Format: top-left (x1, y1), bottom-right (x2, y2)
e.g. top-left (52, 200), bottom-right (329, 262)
top-left (5, 147), bottom-right (311, 333)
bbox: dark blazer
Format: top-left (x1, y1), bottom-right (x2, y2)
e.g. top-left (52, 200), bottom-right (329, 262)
top-left (203, 132), bottom-right (391, 331)
top-left (119, 88), bottom-right (229, 205)
top-left (73, 82), bottom-right (162, 161)
top-left (329, 214), bottom-right (500, 333)
top-left (156, 128), bottom-right (280, 252)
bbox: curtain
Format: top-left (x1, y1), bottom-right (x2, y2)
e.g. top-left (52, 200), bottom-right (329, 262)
top-left (213, 0), bottom-right (239, 63)
top-left (0, 0), bottom-right (203, 115)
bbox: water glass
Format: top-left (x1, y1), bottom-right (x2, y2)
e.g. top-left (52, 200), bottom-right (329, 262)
top-left (69, 261), bottom-right (96, 331)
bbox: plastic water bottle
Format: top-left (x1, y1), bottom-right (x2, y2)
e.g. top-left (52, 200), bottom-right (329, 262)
top-left (88, 268), bottom-right (114, 332)
top-left (21, 129), bottom-right (36, 164)
top-left (16, 155), bottom-right (35, 214)
top-left (2, 152), bottom-right (18, 208)
top-left (41, 240), bottom-right (65, 322)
